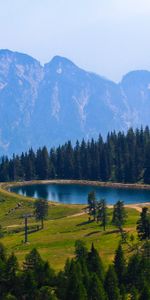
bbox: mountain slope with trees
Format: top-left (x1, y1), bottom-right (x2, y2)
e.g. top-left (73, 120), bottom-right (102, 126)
top-left (1, 50), bottom-right (150, 155)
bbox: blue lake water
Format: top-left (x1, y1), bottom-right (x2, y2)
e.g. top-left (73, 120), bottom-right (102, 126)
top-left (10, 183), bottom-right (150, 205)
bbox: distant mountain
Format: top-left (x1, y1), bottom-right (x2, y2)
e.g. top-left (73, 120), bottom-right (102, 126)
top-left (0, 49), bottom-right (150, 155)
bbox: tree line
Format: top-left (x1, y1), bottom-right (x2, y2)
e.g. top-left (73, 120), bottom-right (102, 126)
top-left (1, 126), bottom-right (150, 183)
top-left (1, 239), bottom-right (150, 299)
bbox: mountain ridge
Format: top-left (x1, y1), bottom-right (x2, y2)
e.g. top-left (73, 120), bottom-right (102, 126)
top-left (0, 49), bottom-right (150, 155)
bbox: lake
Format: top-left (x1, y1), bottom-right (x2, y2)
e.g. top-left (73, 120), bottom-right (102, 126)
top-left (10, 183), bottom-right (150, 204)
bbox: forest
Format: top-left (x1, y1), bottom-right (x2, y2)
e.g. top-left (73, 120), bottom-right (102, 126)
top-left (1, 238), bottom-right (150, 300)
top-left (0, 127), bottom-right (150, 184)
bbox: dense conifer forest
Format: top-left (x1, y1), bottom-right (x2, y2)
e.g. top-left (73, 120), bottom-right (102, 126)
top-left (1, 240), bottom-right (150, 299)
top-left (1, 127), bottom-right (150, 184)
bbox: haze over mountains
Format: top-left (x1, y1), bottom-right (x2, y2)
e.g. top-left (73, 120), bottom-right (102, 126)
top-left (0, 49), bottom-right (150, 155)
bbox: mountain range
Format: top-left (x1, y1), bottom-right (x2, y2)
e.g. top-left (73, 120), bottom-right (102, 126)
top-left (0, 49), bottom-right (150, 155)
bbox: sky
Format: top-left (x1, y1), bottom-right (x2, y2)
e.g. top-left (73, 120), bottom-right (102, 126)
top-left (0, 0), bottom-right (150, 82)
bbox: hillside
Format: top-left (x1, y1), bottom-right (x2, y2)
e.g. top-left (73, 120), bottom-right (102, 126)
top-left (0, 183), bottom-right (141, 270)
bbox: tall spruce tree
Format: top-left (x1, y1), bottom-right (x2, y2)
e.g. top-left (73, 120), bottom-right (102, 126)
top-left (112, 200), bottom-right (127, 233)
top-left (65, 260), bottom-right (87, 300)
top-left (97, 198), bottom-right (108, 231)
top-left (105, 265), bottom-right (121, 300)
top-left (87, 243), bottom-right (104, 283)
top-left (114, 244), bottom-right (126, 285)
top-left (89, 273), bottom-right (106, 300)
top-left (87, 191), bottom-right (97, 221)
top-left (137, 207), bottom-right (150, 240)
top-left (34, 198), bottom-right (48, 229)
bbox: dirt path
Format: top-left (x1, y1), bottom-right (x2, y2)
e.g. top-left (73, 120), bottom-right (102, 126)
top-left (125, 203), bottom-right (150, 212)
top-left (66, 211), bottom-right (86, 218)
top-left (7, 224), bottom-right (22, 228)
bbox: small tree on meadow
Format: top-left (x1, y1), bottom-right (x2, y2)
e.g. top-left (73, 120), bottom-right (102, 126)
top-left (97, 198), bottom-right (109, 231)
top-left (87, 191), bottom-right (97, 221)
top-left (112, 200), bottom-right (127, 234)
top-left (34, 198), bottom-right (48, 229)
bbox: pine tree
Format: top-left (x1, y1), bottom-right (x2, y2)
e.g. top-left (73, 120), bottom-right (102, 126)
top-left (75, 240), bottom-right (90, 290)
top-left (65, 260), bottom-right (88, 300)
top-left (105, 265), bottom-right (121, 300)
top-left (5, 253), bottom-right (19, 294)
top-left (126, 254), bottom-right (141, 289)
top-left (63, 141), bottom-right (74, 179)
top-left (23, 248), bottom-right (43, 272)
top-left (143, 141), bottom-right (150, 184)
top-left (74, 140), bottom-right (82, 179)
top-left (89, 273), bottom-right (106, 300)
top-left (87, 243), bottom-right (104, 282)
top-left (75, 240), bottom-right (88, 261)
top-left (97, 198), bottom-right (108, 231)
top-left (114, 244), bottom-right (126, 285)
top-left (87, 191), bottom-right (97, 221)
top-left (34, 198), bottom-right (48, 229)
top-left (0, 242), bottom-right (7, 261)
top-left (22, 270), bottom-right (37, 300)
top-left (137, 207), bottom-right (150, 240)
top-left (112, 200), bottom-right (127, 233)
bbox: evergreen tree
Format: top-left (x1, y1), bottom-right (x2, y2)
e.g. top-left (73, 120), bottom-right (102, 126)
top-left (137, 207), bottom-right (150, 240)
top-left (143, 141), bottom-right (150, 183)
top-left (97, 198), bottom-right (108, 231)
top-left (112, 200), bottom-right (127, 233)
top-left (87, 243), bottom-right (105, 282)
top-left (56, 259), bottom-right (71, 300)
top-left (105, 265), bottom-right (121, 300)
top-left (114, 244), bottom-right (126, 285)
top-left (5, 253), bottom-right (19, 295)
top-left (36, 147), bottom-right (50, 179)
top-left (65, 260), bottom-right (88, 300)
top-left (89, 273), bottom-right (106, 300)
top-left (74, 240), bottom-right (90, 291)
top-left (22, 270), bottom-right (37, 300)
top-left (74, 140), bottom-right (82, 179)
top-left (0, 242), bottom-right (7, 261)
top-left (126, 254), bottom-right (141, 289)
top-left (75, 240), bottom-right (88, 261)
top-left (63, 141), bottom-right (74, 179)
top-left (34, 198), bottom-right (48, 229)
top-left (23, 248), bottom-right (43, 271)
top-left (87, 191), bottom-right (97, 221)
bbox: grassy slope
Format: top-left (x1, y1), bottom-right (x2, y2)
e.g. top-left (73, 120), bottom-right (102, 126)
top-left (0, 186), bottom-right (140, 271)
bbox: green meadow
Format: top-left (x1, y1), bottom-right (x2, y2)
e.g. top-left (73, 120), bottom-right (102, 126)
top-left (0, 185), bottom-right (140, 271)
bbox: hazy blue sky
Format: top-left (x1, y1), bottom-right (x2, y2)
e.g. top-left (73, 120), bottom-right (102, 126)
top-left (0, 0), bottom-right (150, 81)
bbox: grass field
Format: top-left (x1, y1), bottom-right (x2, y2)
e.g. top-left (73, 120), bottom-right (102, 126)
top-left (0, 184), bottom-right (141, 271)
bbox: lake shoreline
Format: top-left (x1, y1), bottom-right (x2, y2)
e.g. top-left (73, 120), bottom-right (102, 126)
top-left (3, 179), bottom-right (150, 191)
top-left (1, 179), bottom-right (150, 210)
